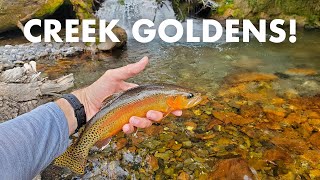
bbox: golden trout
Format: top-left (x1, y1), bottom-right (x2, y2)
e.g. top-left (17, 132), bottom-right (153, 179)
top-left (54, 84), bottom-right (202, 174)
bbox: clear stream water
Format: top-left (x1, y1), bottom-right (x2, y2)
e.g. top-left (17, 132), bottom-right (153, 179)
top-left (40, 0), bottom-right (320, 96)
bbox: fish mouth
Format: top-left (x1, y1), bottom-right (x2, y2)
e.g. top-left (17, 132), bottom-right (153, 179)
top-left (187, 93), bottom-right (203, 108)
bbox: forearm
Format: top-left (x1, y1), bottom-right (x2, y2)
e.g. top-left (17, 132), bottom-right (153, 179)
top-left (0, 102), bottom-right (69, 179)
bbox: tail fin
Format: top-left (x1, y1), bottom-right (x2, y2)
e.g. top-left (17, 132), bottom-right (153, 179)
top-left (54, 145), bottom-right (87, 174)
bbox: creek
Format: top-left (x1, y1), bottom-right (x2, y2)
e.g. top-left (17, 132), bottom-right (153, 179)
top-left (1, 0), bottom-right (320, 179)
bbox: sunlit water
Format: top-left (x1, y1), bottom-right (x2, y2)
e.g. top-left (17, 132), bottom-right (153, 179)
top-left (37, 1), bottom-right (320, 179)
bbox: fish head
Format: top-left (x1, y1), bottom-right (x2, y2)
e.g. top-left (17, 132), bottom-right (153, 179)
top-left (167, 91), bottom-right (202, 110)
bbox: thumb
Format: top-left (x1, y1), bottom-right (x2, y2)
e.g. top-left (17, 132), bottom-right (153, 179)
top-left (111, 56), bottom-right (149, 80)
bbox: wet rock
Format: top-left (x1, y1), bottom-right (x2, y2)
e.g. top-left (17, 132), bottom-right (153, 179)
top-left (212, 111), bottom-right (255, 125)
top-left (279, 172), bottom-right (295, 179)
top-left (116, 138), bottom-right (127, 150)
top-left (230, 57), bottom-right (262, 70)
top-left (102, 161), bottom-right (128, 179)
top-left (146, 155), bottom-right (159, 172)
top-left (128, 146), bottom-right (137, 153)
top-left (171, 143), bottom-right (183, 151)
top-left (182, 141), bottom-right (192, 148)
top-left (308, 119), bottom-right (320, 127)
top-left (284, 89), bottom-right (299, 99)
top-left (274, 72), bottom-right (290, 79)
top-left (178, 171), bottom-right (190, 180)
top-left (142, 140), bottom-right (162, 149)
top-left (310, 170), bottom-right (320, 179)
top-left (301, 150), bottom-right (320, 167)
top-left (184, 121), bottom-right (197, 131)
top-left (155, 150), bottom-right (173, 161)
top-left (284, 68), bottom-right (318, 76)
top-left (263, 148), bottom-right (292, 163)
top-left (240, 104), bottom-right (263, 118)
top-left (283, 112), bottom-right (308, 124)
top-left (123, 152), bottom-right (134, 163)
top-left (164, 167), bottom-right (175, 176)
top-left (256, 122), bottom-right (281, 130)
top-left (302, 80), bottom-right (320, 91)
top-left (263, 105), bottom-right (286, 118)
top-left (159, 133), bottom-right (174, 141)
top-left (206, 119), bottom-right (223, 130)
top-left (309, 132), bottom-right (320, 149)
top-left (209, 158), bottom-right (255, 180)
top-left (271, 137), bottom-right (310, 154)
top-left (144, 125), bottom-right (163, 136)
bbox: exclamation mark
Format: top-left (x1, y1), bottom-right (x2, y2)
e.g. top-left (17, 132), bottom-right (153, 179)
top-left (289, 19), bottom-right (297, 43)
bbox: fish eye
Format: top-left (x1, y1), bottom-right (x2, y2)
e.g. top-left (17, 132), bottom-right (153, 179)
top-left (187, 93), bottom-right (194, 99)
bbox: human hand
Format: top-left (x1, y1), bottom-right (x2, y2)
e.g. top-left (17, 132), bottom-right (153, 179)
top-left (71, 56), bottom-right (182, 134)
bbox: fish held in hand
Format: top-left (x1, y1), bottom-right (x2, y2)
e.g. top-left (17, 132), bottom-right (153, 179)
top-left (54, 84), bottom-right (202, 174)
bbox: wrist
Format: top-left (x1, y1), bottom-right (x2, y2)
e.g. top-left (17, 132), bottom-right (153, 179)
top-left (56, 98), bottom-right (77, 135)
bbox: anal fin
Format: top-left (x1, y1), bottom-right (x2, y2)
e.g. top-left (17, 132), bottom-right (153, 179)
top-left (94, 137), bottom-right (112, 150)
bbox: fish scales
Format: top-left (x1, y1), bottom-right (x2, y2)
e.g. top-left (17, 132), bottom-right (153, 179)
top-left (54, 84), bottom-right (202, 174)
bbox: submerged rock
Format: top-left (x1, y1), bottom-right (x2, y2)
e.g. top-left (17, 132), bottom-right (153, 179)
top-left (226, 72), bottom-right (278, 84)
top-left (284, 68), bottom-right (318, 76)
top-left (209, 158), bottom-right (255, 180)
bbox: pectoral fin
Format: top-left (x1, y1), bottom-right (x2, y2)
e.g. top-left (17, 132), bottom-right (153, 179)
top-left (94, 137), bottom-right (112, 150)
top-left (163, 107), bottom-right (174, 118)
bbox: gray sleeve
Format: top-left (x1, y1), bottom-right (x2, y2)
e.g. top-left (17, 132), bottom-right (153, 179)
top-left (0, 102), bottom-right (69, 180)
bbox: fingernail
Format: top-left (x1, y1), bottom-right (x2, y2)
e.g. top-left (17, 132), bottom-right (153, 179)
top-left (130, 117), bottom-right (139, 125)
top-left (147, 111), bottom-right (156, 120)
top-left (123, 125), bottom-right (129, 132)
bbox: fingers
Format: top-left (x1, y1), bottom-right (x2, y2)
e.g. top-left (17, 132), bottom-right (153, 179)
top-left (122, 124), bottom-right (135, 134)
top-left (122, 110), bottom-right (183, 134)
top-left (146, 110), bottom-right (163, 121)
top-left (129, 116), bottom-right (153, 128)
top-left (171, 110), bottom-right (183, 116)
top-left (110, 56), bottom-right (149, 81)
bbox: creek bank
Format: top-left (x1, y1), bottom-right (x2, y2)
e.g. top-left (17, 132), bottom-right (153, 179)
top-left (0, 23), bottom-right (127, 64)
top-left (0, 42), bottom-right (83, 63)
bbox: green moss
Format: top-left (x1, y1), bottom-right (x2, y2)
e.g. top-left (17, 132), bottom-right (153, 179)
top-left (34, 0), bottom-right (64, 18)
top-left (216, 4), bottom-right (234, 15)
top-left (172, 0), bottom-right (191, 21)
top-left (70, 0), bottom-right (95, 19)
top-left (232, 9), bottom-right (244, 18)
top-left (118, 0), bottom-right (125, 5)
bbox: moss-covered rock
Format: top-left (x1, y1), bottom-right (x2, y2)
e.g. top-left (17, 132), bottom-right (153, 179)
top-left (34, 0), bottom-right (65, 18)
top-left (0, 0), bottom-right (98, 33)
top-left (211, 0), bottom-right (320, 28)
top-left (0, 0), bottom-right (64, 33)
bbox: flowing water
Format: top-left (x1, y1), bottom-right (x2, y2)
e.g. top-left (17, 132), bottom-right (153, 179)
top-left (3, 0), bottom-right (320, 179)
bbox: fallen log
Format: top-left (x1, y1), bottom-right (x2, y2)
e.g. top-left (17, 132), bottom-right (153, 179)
top-left (0, 61), bottom-right (74, 122)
